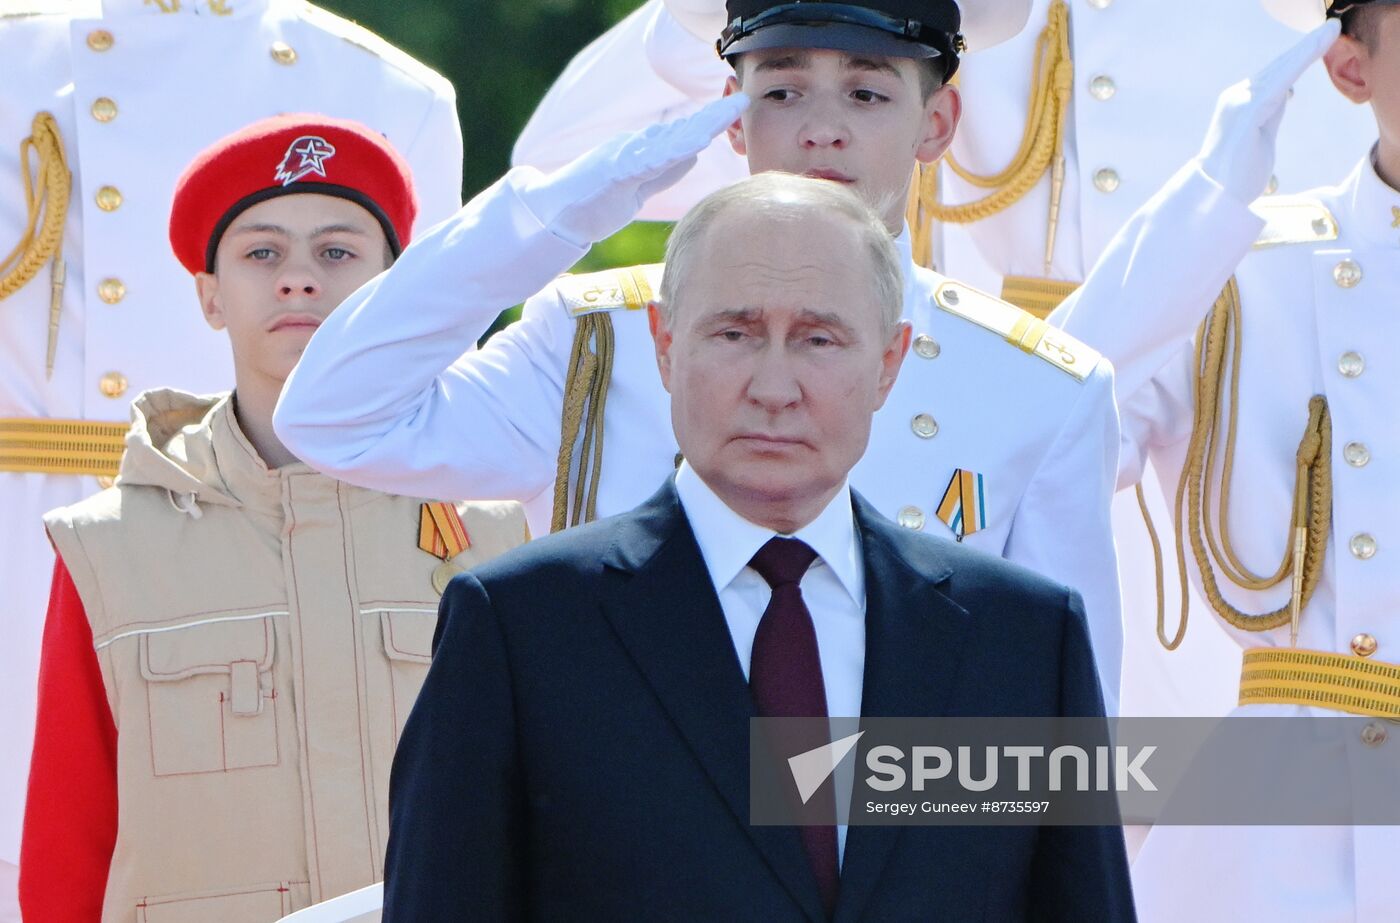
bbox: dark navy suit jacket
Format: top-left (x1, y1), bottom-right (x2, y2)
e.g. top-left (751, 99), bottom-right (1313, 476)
top-left (383, 482), bottom-right (1135, 922)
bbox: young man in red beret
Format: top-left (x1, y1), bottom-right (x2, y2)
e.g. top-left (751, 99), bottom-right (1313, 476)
top-left (18, 115), bottom-right (527, 923)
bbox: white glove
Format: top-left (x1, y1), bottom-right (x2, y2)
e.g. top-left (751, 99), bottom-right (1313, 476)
top-left (518, 92), bottom-right (749, 248)
top-left (1197, 19), bottom-right (1340, 204)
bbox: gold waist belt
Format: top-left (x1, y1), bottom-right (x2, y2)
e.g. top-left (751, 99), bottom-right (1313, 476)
top-left (999, 275), bottom-right (1081, 320)
top-left (1239, 647), bottom-right (1400, 718)
top-left (0, 417), bottom-right (127, 477)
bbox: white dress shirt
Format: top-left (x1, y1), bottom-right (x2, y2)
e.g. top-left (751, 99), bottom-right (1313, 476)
top-left (673, 463), bottom-right (866, 718)
top-left (674, 463), bottom-right (866, 864)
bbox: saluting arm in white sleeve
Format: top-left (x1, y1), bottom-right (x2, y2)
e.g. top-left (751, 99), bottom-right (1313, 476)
top-left (512, 0), bottom-right (741, 221)
top-left (274, 96), bottom-right (749, 502)
top-left (1001, 362), bottom-right (1125, 716)
top-left (1049, 21), bottom-right (1341, 489)
top-left (274, 171), bottom-right (588, 501)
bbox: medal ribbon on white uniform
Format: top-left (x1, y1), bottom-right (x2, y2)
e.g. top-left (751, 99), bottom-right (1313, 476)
top-left (936, 469), bottom-right (987, 541)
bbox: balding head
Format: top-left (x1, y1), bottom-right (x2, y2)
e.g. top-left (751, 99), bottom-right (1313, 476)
top-left (656, 172), bottom-right (904, 334)
top-left (648, 172), bottom-right (912, 533)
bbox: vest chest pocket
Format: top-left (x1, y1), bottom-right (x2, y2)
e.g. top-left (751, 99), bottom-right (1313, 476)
top-left (379, 610), bottom-right (435, 741)
top-left (139, 615), bottom-right (281, 776)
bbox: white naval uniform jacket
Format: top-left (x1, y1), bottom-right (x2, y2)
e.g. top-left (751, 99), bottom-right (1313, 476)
top-left (274, 167), bottom-right (1126, 714)
top-left (1057, 155), bottom-right (1400, 921)
top-left (0, 0), bottom-right (462, 869)
top-left (507, 0), bottom-right (1379, 721)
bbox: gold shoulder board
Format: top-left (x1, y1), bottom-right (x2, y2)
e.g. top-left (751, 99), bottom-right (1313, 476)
top-left (558, 263), bottom-right (665, 318)
top-left (1251, 196), bottom-right (1339, 250)
top-left (932, 280), bottom-right (1100, 382)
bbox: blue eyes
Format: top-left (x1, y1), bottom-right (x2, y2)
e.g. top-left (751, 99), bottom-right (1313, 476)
top-left (245, 247), bottom-right (355, 263)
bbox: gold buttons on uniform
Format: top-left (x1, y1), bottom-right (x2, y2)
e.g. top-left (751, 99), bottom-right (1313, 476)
top-left (1344, 442), bottom-right (1371, 467)
top-left (98, 278), bottom-right (126, 305)
top-left (95, 475), bottom-right (116, 490)
top-left (1350, 533), bottom-right (1377, 560)
top-left (1265, 175), bottom-right (1279, 195)
top-left (1361, 722), bottom-right (1388, 747)
top-left (911, 414), bottom-right (939, 439)
top-left (897, 506), bottom-right (926, 531)
top-left (98, 371), bottom-right (128, 399)
top-left (1333, 259), bottom-right (1363, 289)
top-left (270, 41), bottom-right (298, 65)
top-left (941, 288), bottom-right (961, 306)
top-left (1351, 633), bottom-right (1379, 658)
top-left (87, 29), bottom-right (114, 52)
top-left (1338, 351), bottom-right (1365, 378)
top-left (96, 185), bottom-right (123, 212)
top-left (91, 97), bottom-right (118, 122)
top-left (1093, 168), bottom-right (1121, 193)
top-left (913, 334), bottom-right (941, 359)
top-left (1088, 75), bottom-right (1116, 101)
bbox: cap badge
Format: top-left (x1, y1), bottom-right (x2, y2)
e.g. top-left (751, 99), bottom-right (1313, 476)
top-left (274, 135), bottom-right (337, 186)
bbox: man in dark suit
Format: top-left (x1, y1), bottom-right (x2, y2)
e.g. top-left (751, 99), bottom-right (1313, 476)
top-left (383, 171), bottom-right (1134, 921)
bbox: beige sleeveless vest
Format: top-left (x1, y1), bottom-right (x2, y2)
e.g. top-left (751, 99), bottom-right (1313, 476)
top-left (44, 390), bottom-right (527, 922)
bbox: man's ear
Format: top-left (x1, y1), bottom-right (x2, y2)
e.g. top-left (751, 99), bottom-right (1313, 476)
top-left (724, 76), bottom-right (748, 156)
top-left (195, 271), bottom-right (226, 331)
top-left (648, 301), bottom-right (675, 392)
top-left (874, 321), bottom-right (913, 408)
top-left (915, 83), bottom-right (962, 164)
top-left (1324, 35), bottom-right (1373, 104)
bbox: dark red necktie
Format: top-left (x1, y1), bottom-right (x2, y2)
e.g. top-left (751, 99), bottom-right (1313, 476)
top-left (748, 537), bottom-right (839, 918)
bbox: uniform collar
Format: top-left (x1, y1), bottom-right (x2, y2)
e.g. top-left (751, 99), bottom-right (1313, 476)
top-left (1346, 148), bottom-right (1400, 250)
top-left (208, 393), bottom-right (323, 515)
top-left (99, 0), bottom-right (268, 19)
top-left (674, 462), bottom-right (864, 608)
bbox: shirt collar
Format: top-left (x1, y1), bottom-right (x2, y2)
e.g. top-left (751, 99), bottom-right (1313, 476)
top-left (674, 462), bottom-right (864, 607)
top-left (1348, 148), bottom-right (1400, 250)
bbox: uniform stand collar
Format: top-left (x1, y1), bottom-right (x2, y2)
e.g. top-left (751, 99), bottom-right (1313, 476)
top-left (1347, 147), bottom-right (1400, 250)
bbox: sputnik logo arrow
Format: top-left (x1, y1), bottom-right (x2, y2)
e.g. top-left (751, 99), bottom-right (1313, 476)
top-left (788, 731), bottom-right (864, 804)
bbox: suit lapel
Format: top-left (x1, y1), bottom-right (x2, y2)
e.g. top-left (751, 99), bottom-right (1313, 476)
top-left (836, 495), bottom-right (974, 923)
top-left (599, 483), bottom-right (828, 923)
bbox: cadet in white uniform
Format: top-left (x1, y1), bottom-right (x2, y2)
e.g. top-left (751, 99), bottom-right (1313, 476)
top-left (0, 1), bottom-right (462, 911)
top-left (510, 0), bottom-right (1380, 721)
top-left (276, 0), bottom-right (1127, 715)
top-left (1054, 3), bottom-right (1400, 917)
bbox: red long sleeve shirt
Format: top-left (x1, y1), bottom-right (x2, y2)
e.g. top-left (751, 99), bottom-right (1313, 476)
top-left (19, 558), bottom-right (119, 921)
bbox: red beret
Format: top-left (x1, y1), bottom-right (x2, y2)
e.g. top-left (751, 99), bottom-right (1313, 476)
top-left (169, 113), bottom-right (418, 275)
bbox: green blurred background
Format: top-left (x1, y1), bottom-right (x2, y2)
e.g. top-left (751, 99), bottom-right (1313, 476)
top-left (318, 0), bottom-right (674, 337)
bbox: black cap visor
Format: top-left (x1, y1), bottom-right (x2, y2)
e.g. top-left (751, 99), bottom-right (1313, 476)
top-left (720, 3), bottom-right (960, 60)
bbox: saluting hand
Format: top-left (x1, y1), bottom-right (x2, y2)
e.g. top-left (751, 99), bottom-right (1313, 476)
top-left (1196, 18), bottom-right (1341, 204)
top-left (518, 92), bottom-right (750, 248)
